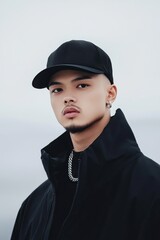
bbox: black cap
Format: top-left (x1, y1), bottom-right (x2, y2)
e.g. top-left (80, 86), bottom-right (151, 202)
top-left (32, 40), bottom-right (114, 89)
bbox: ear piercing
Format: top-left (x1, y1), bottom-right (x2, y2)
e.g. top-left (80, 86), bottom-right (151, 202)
top-left (106, 101), bottom-right (112, 108)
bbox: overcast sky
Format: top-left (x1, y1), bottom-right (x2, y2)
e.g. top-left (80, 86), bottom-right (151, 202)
top-left (1, 1), bottom-right (160, 239)
top-left (1, 0), bottom-right (160, 123)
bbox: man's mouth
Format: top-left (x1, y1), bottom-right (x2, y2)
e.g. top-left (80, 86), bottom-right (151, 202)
top-left (62, 106), bottom-right (80, 118)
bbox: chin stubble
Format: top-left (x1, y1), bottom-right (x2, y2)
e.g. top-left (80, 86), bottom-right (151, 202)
top-left (64, 115), bottom-right (104, 134)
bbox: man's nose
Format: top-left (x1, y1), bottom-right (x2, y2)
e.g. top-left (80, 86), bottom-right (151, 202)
top-left (64, 96), bottom-right (76, 104)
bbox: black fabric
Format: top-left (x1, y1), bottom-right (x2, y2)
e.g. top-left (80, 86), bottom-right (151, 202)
top-left (49, 151), bottom-right (80, 239)
top-left (11, 109), bottom-right (160, 240)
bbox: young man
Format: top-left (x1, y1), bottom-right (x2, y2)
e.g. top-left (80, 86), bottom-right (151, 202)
top-left (11, 40), bottom-right (160, 240)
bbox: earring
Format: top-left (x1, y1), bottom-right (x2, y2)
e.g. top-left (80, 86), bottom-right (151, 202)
top-left (106, 101), bottom-right (112, 108)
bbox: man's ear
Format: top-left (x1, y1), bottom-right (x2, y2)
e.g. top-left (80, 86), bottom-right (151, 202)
top-left (106, 84), bottom-right (117, 103)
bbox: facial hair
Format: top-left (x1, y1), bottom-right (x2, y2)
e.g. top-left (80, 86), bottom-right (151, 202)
top-left (64, 115), bottom-right (104, 134)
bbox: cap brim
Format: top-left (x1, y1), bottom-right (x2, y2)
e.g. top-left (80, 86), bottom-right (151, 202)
top-left (32, 64), bottom-right (104, 89)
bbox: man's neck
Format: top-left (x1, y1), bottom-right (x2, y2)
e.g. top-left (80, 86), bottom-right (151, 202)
top-left (70, 116), bottom-right (110, 152)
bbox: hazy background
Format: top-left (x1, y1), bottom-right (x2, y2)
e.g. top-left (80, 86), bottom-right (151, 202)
top-left (1, 0), bottom-right (160, 239)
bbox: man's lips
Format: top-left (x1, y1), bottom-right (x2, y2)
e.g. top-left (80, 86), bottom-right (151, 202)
top-left (62, 106), bottom-right (80, 116)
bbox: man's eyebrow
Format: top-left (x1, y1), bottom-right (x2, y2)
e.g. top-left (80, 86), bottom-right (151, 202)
top-left (48, 74), bottom-right (93, 88)
top-left (48, 81), bottom-right (62, 88)
top-left (72, 75), bottom-right (93, 82)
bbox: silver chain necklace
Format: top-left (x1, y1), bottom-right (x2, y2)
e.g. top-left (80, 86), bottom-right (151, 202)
top-left (68, 151), bottom-right (78, 182)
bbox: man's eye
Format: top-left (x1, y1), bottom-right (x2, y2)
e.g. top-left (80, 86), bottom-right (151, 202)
top-left (51, 88), bottom-right (62, 93)
top-left (77, 84), bottom-right (89, 88)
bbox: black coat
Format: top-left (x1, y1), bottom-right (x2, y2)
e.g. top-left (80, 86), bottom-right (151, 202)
top-left (11, 109), bottom-right (160, 240)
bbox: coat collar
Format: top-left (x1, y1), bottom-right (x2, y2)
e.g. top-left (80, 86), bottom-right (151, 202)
top-left (41, 109), bottom-right (142, 185)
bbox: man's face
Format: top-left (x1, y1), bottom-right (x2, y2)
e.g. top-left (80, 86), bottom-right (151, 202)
top-left (48, 70), bottom-right (116, 133)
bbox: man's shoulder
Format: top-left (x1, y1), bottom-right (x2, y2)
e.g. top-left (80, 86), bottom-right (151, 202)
top-left (11, 180), bottom-right (54, 238)
top-left (130, 155), bottom-right (160, 196)
top-left (135, 155), bottom-right (160, 179)
top-left (21, 179), bottom-right (53, 210)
